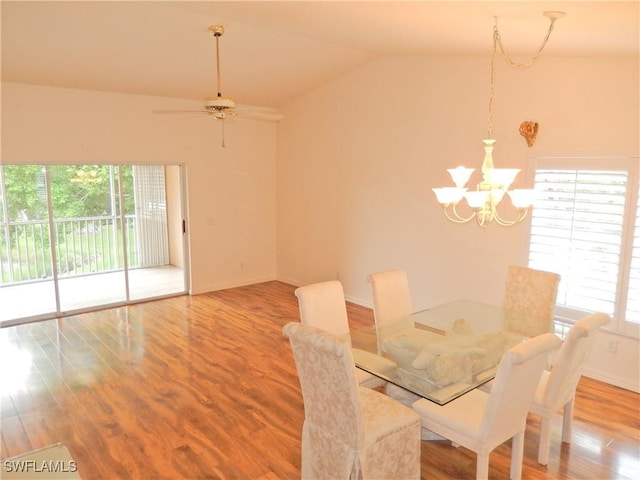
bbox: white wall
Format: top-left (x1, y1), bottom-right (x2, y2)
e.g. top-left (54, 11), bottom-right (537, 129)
top-left (1, 83), bottom-right (278, 295)
top-left (276, 55), bottom-right (639, 391)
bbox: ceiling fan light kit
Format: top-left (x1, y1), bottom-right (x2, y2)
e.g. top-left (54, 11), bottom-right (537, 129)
top-left (204, 97), bottom-right (236, 110)
top-left (433, 11), bottom-right (564, 227)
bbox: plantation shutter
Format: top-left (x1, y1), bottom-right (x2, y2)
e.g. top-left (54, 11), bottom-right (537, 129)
top-left (528, 168), bottom-right (628, 318)
top-left (626, 184), bottom-right (640, 323)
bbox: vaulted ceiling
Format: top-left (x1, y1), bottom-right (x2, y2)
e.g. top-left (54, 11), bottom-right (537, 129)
top-left (2, 1), bottom-right (638, 109)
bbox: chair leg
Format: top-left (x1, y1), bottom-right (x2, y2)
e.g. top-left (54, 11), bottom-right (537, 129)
top-left (538, 415), bottom-right (551, 466)
top-left (476, 453), bottom-right (489, 480)
top-left (510, 431), bottom-right (525, 480)
top-left (561, 396), bottom-right (575, 443)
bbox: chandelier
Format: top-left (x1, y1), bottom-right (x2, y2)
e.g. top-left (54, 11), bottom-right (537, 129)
top-left (433, 11), bottom-right (564, 227)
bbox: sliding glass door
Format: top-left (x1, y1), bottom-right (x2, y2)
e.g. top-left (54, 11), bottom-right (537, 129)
top-left (0, 164), bottom-right (187, 325)
top-left (49, 165), bottom-right (128, 312)
top-left (0, 165), bottom-right (58, 319)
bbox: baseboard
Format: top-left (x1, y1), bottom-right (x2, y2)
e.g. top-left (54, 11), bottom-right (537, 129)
top-left (275, 275), bottom-right (304, 288)
top-left (582, 367), bottom-right (640, 393)
top-left (190, 275), bottom-right (277, 295)
top-left (275, 278), bottom-right (373, 310)
top-left (344, 294), bottom-right (372, 310)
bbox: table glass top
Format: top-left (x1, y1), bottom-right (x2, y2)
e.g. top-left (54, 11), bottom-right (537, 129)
top-left (351, 299), bottom-right (531, 405)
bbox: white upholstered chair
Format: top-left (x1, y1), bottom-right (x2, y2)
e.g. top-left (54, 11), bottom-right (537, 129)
top-left (367, 269), bottom-right (443, 439)
top-left (503, 265), bottom-right (561, 337)
top-left (412, 333), bottom-right (561, 480)
top-left (283, 322), bottom-right (421, 480)
top-left (367, 268), bottom-right (441, 362)
top-left (367, 269), bottom-right (414, 354)
top-left (294, 280), bottom-right (392, 389)
top-left (530, 312), bottom-right (610, 465)
top-left (478, 265), bottom-right (561, 397)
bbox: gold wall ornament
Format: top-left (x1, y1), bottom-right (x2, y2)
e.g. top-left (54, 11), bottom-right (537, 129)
top-left (519, 121), bottom-right (539, 147)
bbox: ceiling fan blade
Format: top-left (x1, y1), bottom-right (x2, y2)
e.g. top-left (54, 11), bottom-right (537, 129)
top-left (235, 111), bottom-right (284, 122)
top-left (153, 109), bottom-right (207, 115)
top-left (234, 104), bottom-right (283, 122)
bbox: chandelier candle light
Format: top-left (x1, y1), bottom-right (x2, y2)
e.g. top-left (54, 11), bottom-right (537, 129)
top-left (433, 11), bottom-right (564, 227)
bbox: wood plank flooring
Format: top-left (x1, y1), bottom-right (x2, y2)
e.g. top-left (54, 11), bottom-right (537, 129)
top-left (1, 281), bottom-right (638, 479)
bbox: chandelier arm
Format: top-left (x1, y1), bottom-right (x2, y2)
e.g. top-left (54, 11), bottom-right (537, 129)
top-left (476, 212), bottom-right (489, 228)
top-left (442, 204), bottom-right (476, 224)
top-left (491, 204), bottom-right (530, 226)
top-left (494, 16), bottom-right (558, 70)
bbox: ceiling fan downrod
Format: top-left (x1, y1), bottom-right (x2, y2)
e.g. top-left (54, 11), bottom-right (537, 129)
top-left (209, 24), bottom-right (225, 99)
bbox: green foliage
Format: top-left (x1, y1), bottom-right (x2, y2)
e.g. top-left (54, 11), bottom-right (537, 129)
top-left (3, 165), bottom-right (134, 221)
top-left (3, 165), bottom-right (48, 221)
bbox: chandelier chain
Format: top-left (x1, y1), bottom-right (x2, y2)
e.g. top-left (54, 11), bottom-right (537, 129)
top-left (487, 15), bottom-right (557, 138)
top-left (487, 27), bottom-right (498, 138)
top-left (495, 16), bottom-right (558, 70)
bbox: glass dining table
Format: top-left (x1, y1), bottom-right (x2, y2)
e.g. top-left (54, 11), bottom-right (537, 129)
top-left (350, 299), bottom-right (533, 405)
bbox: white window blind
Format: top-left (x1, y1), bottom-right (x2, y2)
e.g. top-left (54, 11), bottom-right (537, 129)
top-left (133, 165), bottom-right (169, 267)
top-left (528, 158), bottom-right (639, 337)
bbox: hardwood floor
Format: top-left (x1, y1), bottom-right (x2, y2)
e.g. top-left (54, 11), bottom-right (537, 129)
top-left (1, 281), bottom-right (638, 479)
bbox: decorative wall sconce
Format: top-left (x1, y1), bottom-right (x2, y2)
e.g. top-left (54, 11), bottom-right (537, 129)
top-left (520, 121), bottom-right (539, 147)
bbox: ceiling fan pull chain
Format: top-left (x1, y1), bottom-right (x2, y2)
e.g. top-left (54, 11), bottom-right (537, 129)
top-left (221, 119), bottom-right (226, 148)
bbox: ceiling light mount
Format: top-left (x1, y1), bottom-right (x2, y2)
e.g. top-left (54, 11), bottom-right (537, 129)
top-left (208, 24), bottom-right (225, 37)
top-left (543, 11), bottom-right (566, 21)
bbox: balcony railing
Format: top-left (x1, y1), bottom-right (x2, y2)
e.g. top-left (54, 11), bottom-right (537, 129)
top-left (0, 215), bottom-right (139, 285)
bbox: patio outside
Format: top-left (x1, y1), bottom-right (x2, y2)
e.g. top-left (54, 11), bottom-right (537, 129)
top-left (0, 164), bottom-right (185, 324)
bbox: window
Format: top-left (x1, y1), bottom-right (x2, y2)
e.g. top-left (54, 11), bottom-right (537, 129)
top-left (528, 157), bottom-right (639, 338)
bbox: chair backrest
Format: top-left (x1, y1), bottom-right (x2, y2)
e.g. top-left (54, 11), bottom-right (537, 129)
top-left (367, 269), bottom-right (413, 327)
top-left (480, 333), bottom-right (562, 445)
top-left (502, 265), bottom-right (561, 336)
top-left (283, 322), bottom-right (363, 448)
top-left (540, 312), bottom-right (610, 410)
top-left (295, 280), bottom-right (350, 337)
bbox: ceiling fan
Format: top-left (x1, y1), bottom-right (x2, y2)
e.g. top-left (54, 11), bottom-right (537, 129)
top-left (154, 24), bottom-right (283, 146)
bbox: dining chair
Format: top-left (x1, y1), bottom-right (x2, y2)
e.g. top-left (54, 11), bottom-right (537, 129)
top-left (367, 269), bottom-right (446, 439)
top-left (294, 280), bottom-right (393, 389)
top-left (283, 322), bottom-right (421, 480)
top-left (367, 269), bottom-right (414, 354)
top-left (412, 332), bottom-right (561, 480)
top-left (367, 268), bottom-right (441, 360)
top-left (530, 312), bottom-right (610, 465)
top-left (503, 265), bottom-right (561, 337)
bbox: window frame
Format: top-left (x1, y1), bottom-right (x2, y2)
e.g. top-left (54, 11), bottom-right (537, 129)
top-left (528, 156), bottom-right (639, 339)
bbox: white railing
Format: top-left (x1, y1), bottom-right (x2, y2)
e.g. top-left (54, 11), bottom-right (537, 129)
top-left (0, 215), bottom-right (138, 285)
